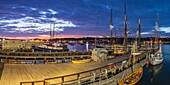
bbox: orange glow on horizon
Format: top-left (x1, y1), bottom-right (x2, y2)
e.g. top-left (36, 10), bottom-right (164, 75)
top-left (0, 34), bottom-right (105, 40)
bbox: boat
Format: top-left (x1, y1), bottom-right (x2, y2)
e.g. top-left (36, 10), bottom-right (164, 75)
top-left (68, 41), bottom-right (75, 46)
top-left (149, 20), bottom-right (163, 65)
top-left (114, 44), bottom-right (126, 55)
top-left (68, 43), bottom-right (74, 46)
top-left (118, 67), bottom-right (143, 85)
top-left (72, 59), bottom-right (91, 64)
top-left (33, 43), bottom-right (69, 52)
top-left (149, 41), bottom-right (163, 65)
top-left (80, 43), bottom-right (85, 45)
top-left (118, 41), bottom-right (143, 85)
top-left (149, 50), bottom-right (163, 65)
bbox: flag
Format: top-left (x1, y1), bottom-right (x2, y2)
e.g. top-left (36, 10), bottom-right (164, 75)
top-left (136, 29), bottom-right (139, 36)
top-left (110, 25), bottom-right (114, 30)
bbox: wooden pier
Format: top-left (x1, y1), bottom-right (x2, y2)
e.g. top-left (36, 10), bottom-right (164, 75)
top-left (0, 51), bottom-right (149, 85)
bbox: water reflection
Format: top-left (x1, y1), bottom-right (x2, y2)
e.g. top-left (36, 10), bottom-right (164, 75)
top-left (67, 43), bottom-right (94, 52)
top-left (149, 63), bottom-right (163, 83)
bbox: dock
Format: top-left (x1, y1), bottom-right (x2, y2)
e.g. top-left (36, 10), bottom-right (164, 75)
top-left (0, 52), bottom-right (149, 85)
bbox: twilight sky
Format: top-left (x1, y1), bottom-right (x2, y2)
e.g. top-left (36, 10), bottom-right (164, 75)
top-left (0, 0), bottom-right (170, 39)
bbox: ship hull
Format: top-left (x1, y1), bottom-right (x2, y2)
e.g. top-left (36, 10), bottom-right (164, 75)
top-left (118, 67), bottom-right (143, 85)
top-left (149, 58), bottom-right (163, 66)
top-left (32, 46), bottom-right (69, 52)
top-left (72, 59), bottom-right (91, 64)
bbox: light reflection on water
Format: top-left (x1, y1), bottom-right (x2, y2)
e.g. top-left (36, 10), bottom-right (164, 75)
top-left (67, 43), bottom-right (94, 52)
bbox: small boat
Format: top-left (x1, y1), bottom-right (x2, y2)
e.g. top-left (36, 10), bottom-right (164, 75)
top-left (114, 50), bottom-right (126, 55)
top-left (149, 19), bottom-right (163, 65)
top-left (149, 43), bottom-right (163, 65)
top-left (118, 67), bottom-right (143, 85)
top-left (72, 59), bottom-right (91, 64)
top-left (113, 44), bottom-right (126, 55)
top-left (69, 43), bottom-right (74, 46)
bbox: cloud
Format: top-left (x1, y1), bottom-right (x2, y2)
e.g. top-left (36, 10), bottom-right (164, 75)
top-left (159, 27), bottom-right (170, 33)
top-left (39, 9), bottom-right (58, 15)
top-left (48, 9), bottom-right (58, 15)
top-left (12, 6), bottom-right (17, 9)
top-left (39, 11), bottom-right (48, 15)
top-left (0, 16), bottom-right (77, 33)
top-left (141, 32), bottom-right (152, 35)
top-left (11, 6), bottom-right (37, 11)
top-left (30, 7), bottom-right (37, 11)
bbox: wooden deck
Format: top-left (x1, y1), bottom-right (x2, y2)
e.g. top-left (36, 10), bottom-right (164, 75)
top-left (0, 55), bottom-right (130, 85)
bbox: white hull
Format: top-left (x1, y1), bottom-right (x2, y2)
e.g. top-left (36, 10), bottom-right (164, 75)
top-left (149, 43), bottom-right (163, 66)
top-left (149, 58), bottom-right (163, 65)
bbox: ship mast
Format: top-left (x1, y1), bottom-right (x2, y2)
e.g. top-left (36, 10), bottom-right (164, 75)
top-left (131, 40), bottom-right (138, 72)
top-left (50, 23), bottom-right (52, 40)
top-left (123, 0), bottom-right (128, 51)
top-left (94, 37), bottom-right (97, 48)
top-left (154, 13), bottom-right (159, 53)
top-left (53, 23), bottom-right (55, 39)
top-left (49, 23), bottom-right (55, 42)
top-left (110, 9), bottom-right (113, 46)
top-left (137, 19), bottom-right (141, 48)
top-left (160, 40), bottom-right (162, 53)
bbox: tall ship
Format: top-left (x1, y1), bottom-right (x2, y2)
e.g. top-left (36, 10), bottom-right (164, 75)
top-left (149, 16), bottom-right (163, 65)
top-left (118, 41), bottom-right (143, 85)
top-left (33, 43), bottom-right (69, 52)
top-left (32, 23), bottom-right (69, 52)
top-left (116, 1), bottom-right (143, 84)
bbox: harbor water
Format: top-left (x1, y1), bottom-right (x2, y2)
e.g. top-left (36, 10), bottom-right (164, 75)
top-left (67, 43), bottom-right (94, 52)
top-left (138, 44), bottom-right (170, 85)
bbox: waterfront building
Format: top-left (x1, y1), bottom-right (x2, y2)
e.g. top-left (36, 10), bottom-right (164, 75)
top-left (2, 39), bottom-right (43, 52)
